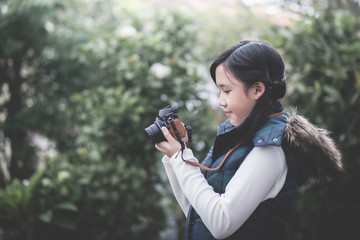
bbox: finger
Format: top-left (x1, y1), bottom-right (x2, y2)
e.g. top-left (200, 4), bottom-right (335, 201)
top-left (155, 143), bottom-right (163, 152)
top-left (155, 143), bottom-right (160, 151)
top-left (161, 127), bottom-right (177, 143)
top-left (155, 139), bottom-right (167, 148)
top-left (155, 142), bottom-right (166, 153)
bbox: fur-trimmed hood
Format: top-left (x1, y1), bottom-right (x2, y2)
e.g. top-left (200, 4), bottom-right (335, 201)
top-left (283, 112), bottom-right (344, 184)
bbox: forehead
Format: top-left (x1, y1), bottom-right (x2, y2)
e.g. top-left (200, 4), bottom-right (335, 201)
top-left (215, 64), bottom-right (241, 88)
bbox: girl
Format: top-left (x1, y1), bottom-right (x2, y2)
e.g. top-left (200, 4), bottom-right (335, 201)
top-left (155, 40), bottom-right (344, 240)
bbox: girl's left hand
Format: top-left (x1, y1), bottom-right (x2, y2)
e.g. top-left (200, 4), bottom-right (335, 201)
top-left (155, 127), bottom-right (185, 157)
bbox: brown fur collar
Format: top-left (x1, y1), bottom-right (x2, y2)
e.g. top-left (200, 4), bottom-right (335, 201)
top-left (283, 112), bottom-right (344, 184)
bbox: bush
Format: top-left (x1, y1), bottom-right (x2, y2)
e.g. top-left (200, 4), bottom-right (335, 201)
top-left (268, 9), bottom-right (360, 240)
top-left (0, 5), bottom-right (215, 240)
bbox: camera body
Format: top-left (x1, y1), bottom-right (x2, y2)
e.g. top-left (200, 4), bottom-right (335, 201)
top-left (145, 105), bottom-right (191, 145)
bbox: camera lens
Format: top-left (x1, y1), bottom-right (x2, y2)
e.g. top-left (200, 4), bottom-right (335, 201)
top-left (144, 121), bottom-right (166, 144)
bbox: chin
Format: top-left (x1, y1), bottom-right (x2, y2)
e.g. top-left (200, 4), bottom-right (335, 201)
top-left (230, 118), bottom-right (244, 126)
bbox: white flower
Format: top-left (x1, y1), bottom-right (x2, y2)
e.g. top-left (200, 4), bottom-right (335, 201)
top-left (45, 21), bottom-right (54, 33)
top-left (57, 170), bottom-right (70, 181)
top-left (42, 178), bottom-right (52, 187)
top-left (1, 5), bottom-right (8, 14)
top-left (115, 25), bottom-right (137, 38)
top-left (23, 180), bottom-right (29, 186)
top-left (150, 63), bottom-right (171, 79)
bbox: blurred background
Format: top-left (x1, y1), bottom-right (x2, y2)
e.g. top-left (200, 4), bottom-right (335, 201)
top-left (0, 0), bottom-right (359, 239)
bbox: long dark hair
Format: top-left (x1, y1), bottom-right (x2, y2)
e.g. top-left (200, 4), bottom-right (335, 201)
top-left (210, 40), bottom-right (287, 144)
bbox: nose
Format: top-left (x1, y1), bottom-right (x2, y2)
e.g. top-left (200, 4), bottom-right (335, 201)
top-left (218, 93), bottom-right (226, 107)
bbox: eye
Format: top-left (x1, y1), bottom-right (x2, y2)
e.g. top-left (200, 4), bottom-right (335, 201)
top-left (224, 90), bottom-right (231, 94)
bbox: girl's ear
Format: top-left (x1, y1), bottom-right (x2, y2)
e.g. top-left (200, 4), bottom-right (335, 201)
top-left (252, 81), bottom-right (265, 100)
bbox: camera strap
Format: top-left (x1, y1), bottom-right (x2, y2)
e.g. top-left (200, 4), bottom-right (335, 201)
top-left (184, 141), bottom-right (243, 171)
top-left (169, 119), bottom-right (186, 150)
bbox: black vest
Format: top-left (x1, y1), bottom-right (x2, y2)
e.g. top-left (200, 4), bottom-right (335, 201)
top-left (185, 103), bottom-right (298, 240)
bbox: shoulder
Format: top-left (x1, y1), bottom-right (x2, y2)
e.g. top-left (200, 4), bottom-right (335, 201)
top-left (253, 112), bottom-right (290, 147)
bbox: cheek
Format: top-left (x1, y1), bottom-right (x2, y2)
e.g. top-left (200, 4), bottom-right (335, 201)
top-left (232, 95), bottom-right (254, 114)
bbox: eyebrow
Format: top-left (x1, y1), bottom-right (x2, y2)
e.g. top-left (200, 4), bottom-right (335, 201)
top-left (217, 84), bottom-right (230, 89)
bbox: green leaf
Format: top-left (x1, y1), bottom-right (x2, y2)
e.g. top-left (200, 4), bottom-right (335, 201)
top-left (39, 210), bottom-right (53, 223)
top-left (23, 170), bottom-right (45, 210)
top-left (54, 202), bottom-right (78, 212)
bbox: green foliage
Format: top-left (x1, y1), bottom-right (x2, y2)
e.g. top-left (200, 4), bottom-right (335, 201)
top-left (0, 170), bottom-right (45, 239)
top-left (48, 10), bottom-right (214, 239)
top-left (0, 0), bottom-right (56, 180)
top-left (267, 9), bottom-right (360, 239)
top-left (1, 1), bottom-right (215, 239)
top-left (31, 150), bottom-right (165, 240)
top-left (0, 0), bottom-right (96, 180)
top-left (274, 10), bottom-right (360, 164)
top-left (71, 8), bottom-right (216, 160)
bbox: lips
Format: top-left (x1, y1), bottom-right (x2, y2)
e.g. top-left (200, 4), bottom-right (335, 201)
top-left (225, 111), bottom-right (232, 117)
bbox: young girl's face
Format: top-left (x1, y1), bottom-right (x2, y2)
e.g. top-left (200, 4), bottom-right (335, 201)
top-left (216, 64), bottom-right (257, 126)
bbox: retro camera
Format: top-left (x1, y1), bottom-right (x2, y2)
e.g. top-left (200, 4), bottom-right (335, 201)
top-left (145, 105), bottom-right (191, 145)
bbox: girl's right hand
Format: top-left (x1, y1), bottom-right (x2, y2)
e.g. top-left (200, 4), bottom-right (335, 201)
top-left (155, 127), bottom-right (182, 158)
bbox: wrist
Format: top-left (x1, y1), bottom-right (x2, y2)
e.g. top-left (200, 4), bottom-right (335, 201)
top-left (169, 148), bottom-right (197, 165)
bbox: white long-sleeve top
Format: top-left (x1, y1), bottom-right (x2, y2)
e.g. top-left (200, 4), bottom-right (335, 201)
top-left (162, 146), bottom-right (287, 240)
